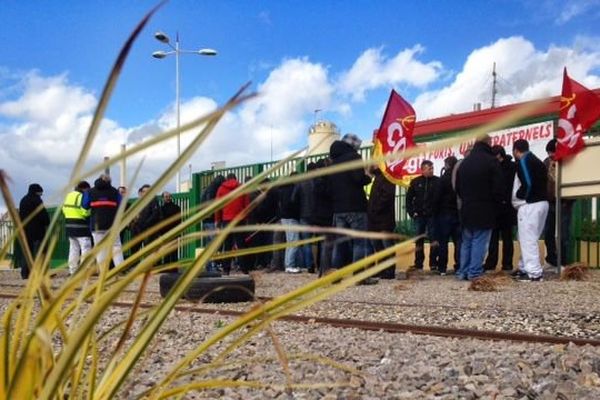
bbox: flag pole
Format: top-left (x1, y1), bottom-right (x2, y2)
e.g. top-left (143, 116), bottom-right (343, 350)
top-left (556, 158), bottom-right (562, 276)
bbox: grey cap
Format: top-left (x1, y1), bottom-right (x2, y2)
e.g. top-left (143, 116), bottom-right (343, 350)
top-left (342, 133), bottom-right (362, 150)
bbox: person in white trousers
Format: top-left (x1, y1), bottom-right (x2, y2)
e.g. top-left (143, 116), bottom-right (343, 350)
top-left (512, 139), bottom-right (549, 281)
top-left (62, 181), bottom-right (93, 275)
top-left (82, 174), bottom-right (124, 270)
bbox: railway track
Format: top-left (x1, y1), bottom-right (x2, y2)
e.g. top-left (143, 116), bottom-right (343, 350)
top-left (0, 281), bottom-right (594, 319)
top-left (1, 291), bottom-right (599, 347)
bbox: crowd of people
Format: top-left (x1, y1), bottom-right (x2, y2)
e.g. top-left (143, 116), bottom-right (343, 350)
top-left (201, 133), bottom-right (404, 283)
top-left (406, 136), bottom-right (568, 282)
top-left (15, 135), bottom-right (569, 283)
top-left (16, 175), bottom-right (181, 278)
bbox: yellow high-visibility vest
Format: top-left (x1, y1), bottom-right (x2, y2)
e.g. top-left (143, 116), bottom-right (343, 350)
top-left (62, 191), bottom-right (90, 220)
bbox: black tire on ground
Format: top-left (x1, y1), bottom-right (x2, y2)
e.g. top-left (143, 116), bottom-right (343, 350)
top-left (159, 272), bottom-right (255, 303)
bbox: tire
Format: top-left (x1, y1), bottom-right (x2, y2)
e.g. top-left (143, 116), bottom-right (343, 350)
top-left (159, 272), bottom-right (255, 303)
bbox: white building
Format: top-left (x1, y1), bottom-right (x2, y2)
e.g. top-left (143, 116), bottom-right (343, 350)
top-left (307, 120), bottom-right (340, 156)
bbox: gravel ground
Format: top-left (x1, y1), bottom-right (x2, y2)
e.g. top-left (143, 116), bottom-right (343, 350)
top-left (2, 269), bottom-right (600, 398)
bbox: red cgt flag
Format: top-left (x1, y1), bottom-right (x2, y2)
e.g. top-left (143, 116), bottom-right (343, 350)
top-left (373, 89), bottom-right (416, 186)
top-left (555, 68), bottom-right (600, 161)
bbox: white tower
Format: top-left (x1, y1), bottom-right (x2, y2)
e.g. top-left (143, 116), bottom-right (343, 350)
top-left (307, 120), bottom-right (340, 156)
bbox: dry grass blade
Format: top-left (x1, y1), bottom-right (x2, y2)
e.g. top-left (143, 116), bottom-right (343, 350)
top-left (561, 263), bottom-right (590, 281)
top-left (486, 270), bottom-right (514, 285)
top-left (468, 276), bottom-right (500, 292)
top-left (69, 1), bottom-right (166, 180)
top-left (265, 325), bottom-right (294, 395)
top-left (394, 283), bottom-right (411, 291)
top-left (114, 271), bottom-right (151, 354)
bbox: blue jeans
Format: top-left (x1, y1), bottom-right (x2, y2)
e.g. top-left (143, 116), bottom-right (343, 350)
top-left (332, 212), bottom-right (368, 268)
top-left (281, 218), bottom-right (302, 269)
top-left (436, 214), bottom-right (461, 273)
top-left (457, 228), bottom-right (491, 280)
top-left (299, 218), bottom-right (314, 269)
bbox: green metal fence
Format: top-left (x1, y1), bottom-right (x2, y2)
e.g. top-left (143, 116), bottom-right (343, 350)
top-left (0, 220), bottom-right (15, 260)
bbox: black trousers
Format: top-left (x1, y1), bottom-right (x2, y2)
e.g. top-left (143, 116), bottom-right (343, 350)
top-left (221, 222), bottom-right (249, 274)
top-left (484, 225), bottom-right (514, 270)
top-left (414, 216), bottom-right (438, 269)
top-left (371, 238), bottom-right (396, 279)
top-left (20, 238), bottom-right (42, 279)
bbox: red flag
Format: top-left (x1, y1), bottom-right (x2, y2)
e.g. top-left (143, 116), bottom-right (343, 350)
top-left (555, 68), bottom-right (600, 160)
top-left (372, 90), bottom-right (416, 186)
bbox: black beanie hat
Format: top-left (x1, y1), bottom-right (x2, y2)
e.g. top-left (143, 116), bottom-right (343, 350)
top-left (28, 183), bottom-right (43, 194)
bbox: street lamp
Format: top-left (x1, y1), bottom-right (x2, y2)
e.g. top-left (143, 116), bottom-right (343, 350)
top-left (152, 31), bottom-right (217, 192)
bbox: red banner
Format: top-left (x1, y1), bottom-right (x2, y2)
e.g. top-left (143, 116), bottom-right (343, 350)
top-left (555, 68), bottom-right (600, 161)
top-left (373, 90), bottom-right (417, 186)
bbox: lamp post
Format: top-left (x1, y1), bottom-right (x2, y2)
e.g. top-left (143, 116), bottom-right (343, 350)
top-left (152, 31), bottom-right (217, 192)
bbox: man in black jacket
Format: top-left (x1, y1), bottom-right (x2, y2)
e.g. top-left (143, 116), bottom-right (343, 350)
top-left (247, 178), bottom-right (279, 270)
top-left (200, 175), bottom-right (225, 271)
top-left (455, 137), bottom-right (504, 280)
top-left (432, 156), bottom-right (460, 275)
top-left (160, 191), bottom-right (181, 266)
top-left (279, 173), bottom-right (303, 273)
top-left (484, 146), bottom-right (517, 271)
top-left (406, 160), bottom-right (440, 270)
top-left (326, 134), bottom-right (372, 272)
top-left (82, 174), bottom-right (124, 269)
top-left (313, 158), bottom-right (334, 276)
top-left (292, 162), bottom-right (317, 272)
top-left (134, 184), bottom-right (162, 243)
top-left (367, 167), bottom-right (397, 279)
top-left (512, 139), bottom-right (549, 281)
top-left (18, 183), bottom-right (50, 279)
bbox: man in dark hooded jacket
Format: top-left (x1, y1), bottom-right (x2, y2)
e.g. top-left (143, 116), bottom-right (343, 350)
top-left (18, 183), bottom-right (50, 279)
top-left (484, 145), bottom-right (517, 271)
top-left (432, 156), bottom-right (460, 275)
top-left (326, 134), bottom-right (372, 272)
top-left (160, 191), bottom-right (181, 266)
top-left (82, 174), bottom-right (124, 269)
top-left (406, 160), bottom-right (440, 270)
top-left (367, 167), bottom-right (396, 279)
top-left (134, 184), bottom-right (162, 243)
top-left (455, 137), bottom-right (504, 280)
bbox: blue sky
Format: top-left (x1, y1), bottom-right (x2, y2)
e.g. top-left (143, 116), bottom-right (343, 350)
top-left (1, 0), bottom-right (599, 206)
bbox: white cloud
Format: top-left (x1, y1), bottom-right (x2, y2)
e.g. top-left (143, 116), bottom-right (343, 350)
top-left (0, 57), bottom-right (334, 206)
top-left (0, 71), bottom-right (128, 206)
top-left (337, 45), bottom-right (442, 101)
top-left (556, 0), bottom-right (600, 24)
top-left (257, 10), bottom-right (272, 26)
top-left (413, 36), bottom-right (600, 120)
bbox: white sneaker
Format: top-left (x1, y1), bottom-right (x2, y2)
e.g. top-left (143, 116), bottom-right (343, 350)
top-left (285, 267), bottom-right (301, 274)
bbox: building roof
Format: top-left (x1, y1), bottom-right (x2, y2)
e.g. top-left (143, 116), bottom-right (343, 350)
top-left (413, 88), bottom-right (600, 138)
